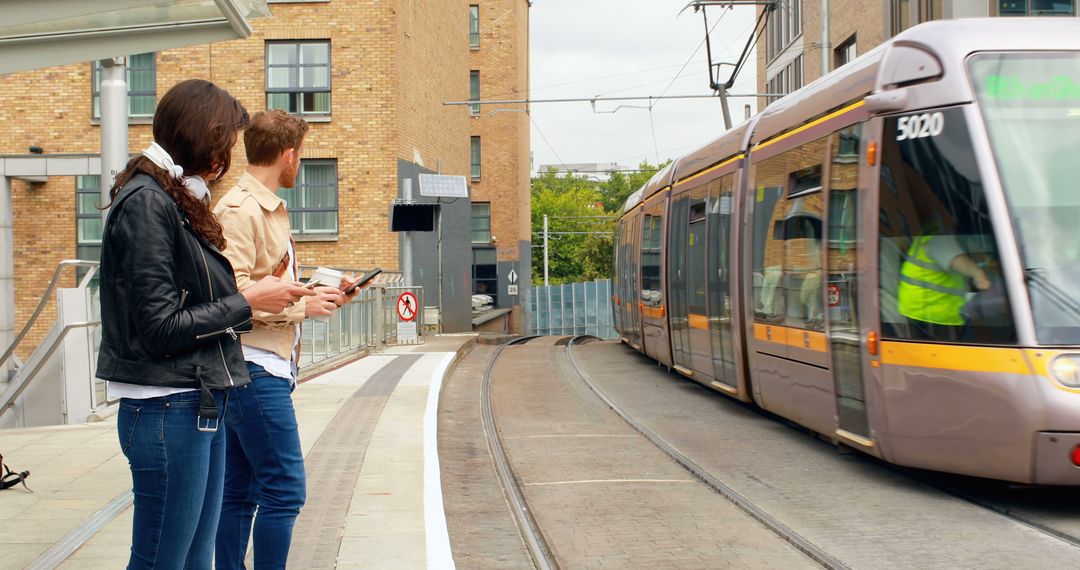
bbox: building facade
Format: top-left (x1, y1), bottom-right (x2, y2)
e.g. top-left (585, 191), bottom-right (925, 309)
top-left (756, 0), bottom-right (1077, 109)
top-left (0, 0), bottom-right (531, 355)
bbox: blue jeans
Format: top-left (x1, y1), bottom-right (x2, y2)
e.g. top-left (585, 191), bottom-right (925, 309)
top-left (215, 363), bottom-right (306, 570)
top-left (118, 389), bottom-right (227, 570)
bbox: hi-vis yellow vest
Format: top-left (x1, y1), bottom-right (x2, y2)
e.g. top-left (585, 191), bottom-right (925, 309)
top-left (898, 236), bottom-right (968, 326)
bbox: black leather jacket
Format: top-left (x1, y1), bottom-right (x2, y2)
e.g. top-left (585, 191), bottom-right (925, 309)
top-left (96, 174), bottom-right (253, 402)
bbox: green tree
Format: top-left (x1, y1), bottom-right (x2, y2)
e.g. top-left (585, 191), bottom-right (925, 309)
top-left (531, 161), bottom-right (670, 285)
top-left (599, 160), bottom-right (671, 213)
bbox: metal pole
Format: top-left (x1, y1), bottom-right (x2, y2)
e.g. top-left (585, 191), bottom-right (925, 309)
top-left (821, 0), bottom-right (831, 77)
top-left (0, 176), bottom-right (13, 382)
top-left (436, 202), bottom-right (443, 333)
top-left (99, 57), bottom-right (128, 221)
top-left (401, 178), bottom-right (413, 287)
top-left (543, 214), bottom-right (549, 286)
top-left (717, 84), bottom-right (733, 130)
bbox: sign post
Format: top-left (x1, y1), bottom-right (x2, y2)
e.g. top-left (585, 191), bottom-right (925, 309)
top-left (507, 268), bottom-right (519, 297)
top-left (396, 290), bottom-right (419, 343)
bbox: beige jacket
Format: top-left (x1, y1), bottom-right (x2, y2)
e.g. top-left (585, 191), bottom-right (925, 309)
top-left (214, 171), bottom-right (307, 361)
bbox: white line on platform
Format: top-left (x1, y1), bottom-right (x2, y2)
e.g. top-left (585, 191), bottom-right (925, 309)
top-left (424, 352), bottom-right (456, 570)
top-left (525, 479), bottom-right (697, 487)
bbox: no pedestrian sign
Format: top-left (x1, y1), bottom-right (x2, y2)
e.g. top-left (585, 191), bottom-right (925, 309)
top-left (397, 291), bottom-right (418, 322)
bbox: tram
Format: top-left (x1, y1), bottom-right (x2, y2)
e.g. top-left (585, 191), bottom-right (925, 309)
top-left (612, 18), bottom-right (1080, 484)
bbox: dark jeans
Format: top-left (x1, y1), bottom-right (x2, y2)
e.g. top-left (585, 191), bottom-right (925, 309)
top-left (215, 363), bottom-right (306, 570)
top-left (118, 389), bottom-right (227, 570)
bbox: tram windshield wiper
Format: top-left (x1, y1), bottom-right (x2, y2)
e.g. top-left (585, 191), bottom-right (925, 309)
top-left (1024, 268), bottom-right (1080, 320)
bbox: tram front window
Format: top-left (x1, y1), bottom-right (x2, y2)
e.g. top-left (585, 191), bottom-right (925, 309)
top-left (970, 53), bottom-right (1080, 345)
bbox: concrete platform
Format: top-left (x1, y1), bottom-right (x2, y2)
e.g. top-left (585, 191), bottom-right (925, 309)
top-left (0, 335), bottom-right (475, 570)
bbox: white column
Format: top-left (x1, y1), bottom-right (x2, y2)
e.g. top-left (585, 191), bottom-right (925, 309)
top-left (0, 175), bottom-right (13, 381)
top-left (99, 57), bottom-right (128, 220)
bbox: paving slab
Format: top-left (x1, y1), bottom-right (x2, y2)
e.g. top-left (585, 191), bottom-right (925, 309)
top-left (490, 341), bottom-right (817, 569)
top-left (573, 340), bottom-right (1080, 569)
top-left (1, 334), bottom-right (474, 569)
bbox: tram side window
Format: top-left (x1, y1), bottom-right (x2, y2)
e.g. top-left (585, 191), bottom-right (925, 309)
top-left (751, 136), bottom-right (828, 330)
top-left (688, 194), bottom-right (708, 315)
top-left (878, 107), bottom-right (1015, 344)
top-left (641, 214), bottom-right (663, 307)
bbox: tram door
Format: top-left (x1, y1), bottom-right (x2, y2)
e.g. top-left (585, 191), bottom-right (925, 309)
top-left (825, 124), bottom-right (870, 439)
top-left (640, 196), bottom-right (672, 366)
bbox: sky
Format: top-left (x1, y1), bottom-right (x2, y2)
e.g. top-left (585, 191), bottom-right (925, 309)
top-left (528, 0), bottom-right (760, 174)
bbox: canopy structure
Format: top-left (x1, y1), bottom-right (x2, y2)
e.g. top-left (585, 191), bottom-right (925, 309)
top-left (0, 0), bottom-right (271, 75)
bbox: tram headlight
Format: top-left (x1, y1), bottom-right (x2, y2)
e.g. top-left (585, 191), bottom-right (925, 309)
top-left (1050, 356), bottom-right (1080, 387)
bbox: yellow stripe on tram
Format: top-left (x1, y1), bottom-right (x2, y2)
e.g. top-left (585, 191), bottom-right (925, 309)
top-left (752, 100), bottom-right (866, 153)
top-left (880, 342), bottom-right (1031, 375)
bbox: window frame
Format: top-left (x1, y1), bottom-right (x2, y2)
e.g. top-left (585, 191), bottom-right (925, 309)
top-left (469, 5), bottom-right (480, 49)
top-left (279, 159), bottom-right (339, 238)
top-left (91, 52), bottom-right (156, 121)
top-left (469, 70), bottom-right (480, 116)
top-left (471, 136), bottom-right (481, 180)
top-left (75, 175), bottom-right (104, 280)
top-left (472, 247), bottom-right (498, 305)
top-left (265, 40), bottom-right (332, 117)
top-left (471, 202), bottom-right (491, 244)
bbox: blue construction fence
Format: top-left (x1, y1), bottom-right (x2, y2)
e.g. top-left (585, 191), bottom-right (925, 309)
top-left (526, 279), bottom-right (617, 339)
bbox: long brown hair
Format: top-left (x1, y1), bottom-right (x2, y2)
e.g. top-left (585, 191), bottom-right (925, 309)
top-left (109, 79), bottom-right (249, 250)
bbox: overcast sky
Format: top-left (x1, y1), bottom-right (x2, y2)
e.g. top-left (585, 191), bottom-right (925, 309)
top-left (528, 0), bottom-right (760, 174)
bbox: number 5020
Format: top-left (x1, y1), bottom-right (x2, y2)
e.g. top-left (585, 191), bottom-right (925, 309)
top-left (896, 112), bottom-right (945, 141)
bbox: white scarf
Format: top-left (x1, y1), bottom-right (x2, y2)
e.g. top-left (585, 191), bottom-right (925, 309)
top-left (141, 142), bottom-right (212, 201)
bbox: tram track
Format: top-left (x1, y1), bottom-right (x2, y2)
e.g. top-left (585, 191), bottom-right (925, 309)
top-left (480, 335), bottom-right (560, 570)
top-left (564, 336), bottom-right (850, 570)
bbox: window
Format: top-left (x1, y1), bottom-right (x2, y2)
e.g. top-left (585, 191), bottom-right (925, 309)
top-left (473, 248), bottom-right (497, 305)
top-left (640, 214), bottom-right (662, 307)
top-left (891, 0), bottom-right (911, 34)
top-left (767, 54), bottom-right (803, 105)
top-left (751, 136), bottom-right (828, 330)
top-left (470, 70), bottom-right (480, 116)
top-left (835, 35), bottom-right (857, 68)
top-left (877, 107), bottom-right (1014, 343)
top-left (469, 5), bottom-right (480, 48)
top-left (266, 41), bottom-right (331, 116)
top-left (766, 0), bottom-right (802, 61)
top-left (471, 202), bottom-right (491, 243)
top-left (75, 176), bottom-right (103, 278)
top-left (279, 160), bottom-right (338, 236)
top-left (471, 136), bottom-right (481, 180)
top-left (1000, 0), bottom-right (1075, 15)
top-left (92, 53), bottom-right (156, 120)
top-left (687, 195), bottom-right (707, 315)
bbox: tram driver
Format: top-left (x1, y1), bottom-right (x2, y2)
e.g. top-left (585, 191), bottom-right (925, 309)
top-left (897, 232), bottom-right (993, 339)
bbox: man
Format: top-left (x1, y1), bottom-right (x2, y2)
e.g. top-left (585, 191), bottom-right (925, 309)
top-left (213, 109), bottom-right (359, 569)
top-left (898, 233), bottom-right (991, 338)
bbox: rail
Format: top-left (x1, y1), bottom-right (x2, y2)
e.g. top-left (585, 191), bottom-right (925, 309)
top-left (0, 321), bottom-right (99, 418)
top-left (299, 286), bottom-right (382, 368)
top-left (0, 259), bottom-right (98, 372)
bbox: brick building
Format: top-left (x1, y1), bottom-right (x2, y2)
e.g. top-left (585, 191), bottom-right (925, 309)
top-left (0, 0), bottom-right (531, 355)
top-left (756, 0), bottom-right (1077, 109)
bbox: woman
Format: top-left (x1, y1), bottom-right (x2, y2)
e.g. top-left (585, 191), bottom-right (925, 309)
top-left (96, 79), bottom-right (312, 570)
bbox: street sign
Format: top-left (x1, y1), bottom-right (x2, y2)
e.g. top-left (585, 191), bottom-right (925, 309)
top-left (398, 321), bottom-right (418, 343)
top-left (508, 269), bottom-right (518, 284)
top-left (418, 174), bottom-right (469, 198)
top-left (397, 291), bottom-right (418, 322)
top-left (827, 284), bottom-right (841, 307)
top-left (508, 284), bottom-right (519, 296)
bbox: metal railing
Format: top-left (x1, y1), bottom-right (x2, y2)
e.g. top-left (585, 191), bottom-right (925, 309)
top-left (0, 260), bottom-right (99, 372)
top-left (0, 321), bottom-right (98, 418)
top-left (298, 285), bottom-right (382, 368)
top-left (527, 279), bottom-right (617, 339)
